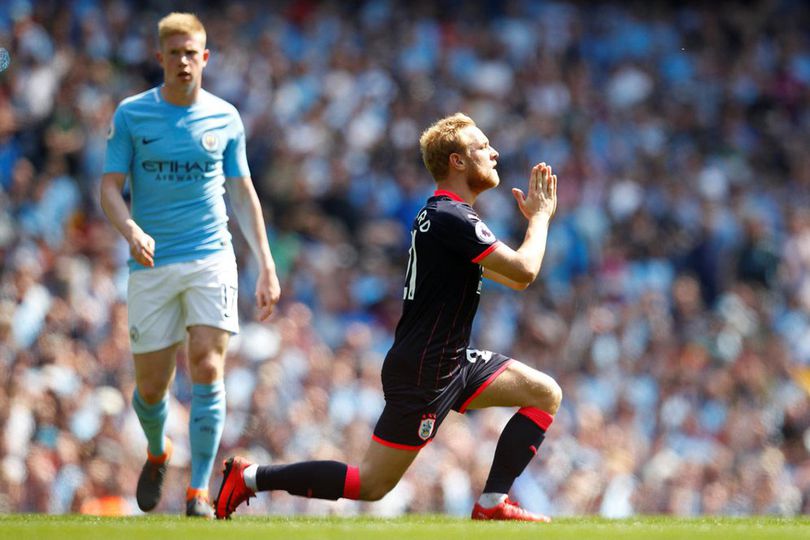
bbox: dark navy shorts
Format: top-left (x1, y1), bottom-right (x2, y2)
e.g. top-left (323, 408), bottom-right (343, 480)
top-left (372, 350), bottom-right (513, 450)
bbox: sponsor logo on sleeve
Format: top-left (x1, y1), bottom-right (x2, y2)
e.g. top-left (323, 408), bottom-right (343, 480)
top-left (475, 221), bottom-right (495, 243)
top-left (107, 121), bottom-right (115, 140)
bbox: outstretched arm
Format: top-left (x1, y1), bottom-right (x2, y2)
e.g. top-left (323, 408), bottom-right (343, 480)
top-left (226, 176), bottom-right (281, 320)
top-left (479, 163), bottom-right (557, 286)
top-left (100, 172), bottom-right (155, 267)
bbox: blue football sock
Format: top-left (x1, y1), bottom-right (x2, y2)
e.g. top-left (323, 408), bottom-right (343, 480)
top-left (189, 381), bottom-right (226, 490)
top-left (132, 389), bottom-right (169, 457)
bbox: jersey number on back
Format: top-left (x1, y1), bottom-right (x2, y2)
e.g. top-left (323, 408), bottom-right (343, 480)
top-left (403, 210), bottom-right (430, 300)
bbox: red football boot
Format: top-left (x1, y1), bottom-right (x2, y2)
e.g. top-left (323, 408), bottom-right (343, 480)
top-left (471, 497), bottom-right (552, 522)
top-left (214, 456), bottom-right (256, 519)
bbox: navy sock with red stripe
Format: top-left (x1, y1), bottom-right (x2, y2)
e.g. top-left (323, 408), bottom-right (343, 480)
top-left (256, 461), bottom-right (360, 500)
top-left (483, 407), bottom-right (553, 494)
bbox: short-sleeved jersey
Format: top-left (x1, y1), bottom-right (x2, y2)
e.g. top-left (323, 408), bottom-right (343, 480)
top-left (384, 189), bottom-right (501, 390)
top-left (103, 86), bottom-right (250, 271)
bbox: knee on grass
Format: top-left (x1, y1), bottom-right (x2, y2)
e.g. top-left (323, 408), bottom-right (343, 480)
top-left (358, 476), bottom-right (398, 501)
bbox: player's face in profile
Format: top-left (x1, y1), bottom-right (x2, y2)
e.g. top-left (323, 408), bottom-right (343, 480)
top-left (158, 33), bottom-right (208, 91)
top-left (461, 126), bottom-right (500, 192)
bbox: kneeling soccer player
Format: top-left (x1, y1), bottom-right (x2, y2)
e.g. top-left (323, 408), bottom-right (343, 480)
top-left (216, 113), bottom-right (561, 521)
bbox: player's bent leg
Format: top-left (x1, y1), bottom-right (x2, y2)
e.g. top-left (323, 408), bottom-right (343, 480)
top-left (133, 343), bottom-right (181, 405)
top-left (466, 360), bottom-right (560, 522)
top-left (133, 343), bottom-right (181, 512)
top-left (357, 439), bottom-right (419, 501)
top-left (186, 325), bottom-right (229, 517)
top-left (215, 440), bottom-right (419, 519)
top-left (215, 458), bottom-right (361, 519)
top-left (187, 325), bottom-right (229, 384)
top-left (464, 360), bottom-right (562, 414)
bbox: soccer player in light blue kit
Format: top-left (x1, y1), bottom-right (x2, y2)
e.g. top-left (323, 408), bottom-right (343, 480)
top-left (100, 12), bottom-right (281, 518)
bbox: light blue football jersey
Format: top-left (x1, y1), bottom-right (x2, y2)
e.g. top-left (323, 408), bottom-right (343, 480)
top-left (103, 86), bottom-right (250, 271)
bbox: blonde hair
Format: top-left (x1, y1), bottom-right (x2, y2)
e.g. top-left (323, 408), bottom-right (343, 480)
top-left (158, 12), bottom-right (206, 47)
top-left (419, 113), bottom-right (476, 181)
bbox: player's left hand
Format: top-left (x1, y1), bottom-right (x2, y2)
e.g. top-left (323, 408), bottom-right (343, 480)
top-left (255, 267), bottom-right (281, 321)
top-left (512, 162), bottom-right (557, 221)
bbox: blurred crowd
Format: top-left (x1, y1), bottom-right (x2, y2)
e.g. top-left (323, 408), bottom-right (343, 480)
top-left (2, 0), bottom-right (810, 517)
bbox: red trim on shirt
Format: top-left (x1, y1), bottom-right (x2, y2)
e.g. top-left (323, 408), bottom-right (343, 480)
top-left (518, 407), bottom-right (554, 431)
top-left (472, 241), bottom-right (501, 263)
top-left (371, 434), bottom-right (430, 451)
top-left (458, 359), bottom-right (514, 413)
top-left (434, 189), bottom-right (464, 202)
top-left (343, 465), bottom-right (361, 500)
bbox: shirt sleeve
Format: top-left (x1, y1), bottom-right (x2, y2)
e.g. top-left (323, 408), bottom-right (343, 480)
top-left (102, 105), bottom-right (133, 174)
top-left (431, 205), bottom-right (500, 263)
top-left (223, 111), bottom-right (251, 178)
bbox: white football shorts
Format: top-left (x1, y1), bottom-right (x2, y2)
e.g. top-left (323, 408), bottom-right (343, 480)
top-left (127, 251), bottom-right (239, 354)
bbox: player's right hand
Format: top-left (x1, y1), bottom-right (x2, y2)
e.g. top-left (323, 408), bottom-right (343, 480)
top-left (511, 162), bottom-right (557, 221)
top-left (128, 226), bottom-right (155, 267)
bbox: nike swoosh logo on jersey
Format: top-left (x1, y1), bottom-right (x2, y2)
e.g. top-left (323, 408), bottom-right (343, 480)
top-left (142, 137), bottom-right (161, 145)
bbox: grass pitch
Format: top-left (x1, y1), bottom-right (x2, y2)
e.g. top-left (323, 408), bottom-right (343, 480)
top-left (1, 514), bottom-right (808, 540)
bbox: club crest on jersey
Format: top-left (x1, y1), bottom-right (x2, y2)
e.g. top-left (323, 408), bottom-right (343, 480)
top-left (418, 413), bottom-right (436, 441)
top-left (475, 221), bottom-right (494, 243)
top-left (201, 131), bottom-right (219, 152)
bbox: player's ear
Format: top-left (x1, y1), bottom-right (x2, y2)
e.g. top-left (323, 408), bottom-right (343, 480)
top-left (449, 152), bottom-right (465, 171)
top-left (202, 48), bottom-right (210, 66)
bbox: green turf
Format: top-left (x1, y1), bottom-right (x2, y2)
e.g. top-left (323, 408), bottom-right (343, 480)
top-left (1, 514), bottom-right (808, 540)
